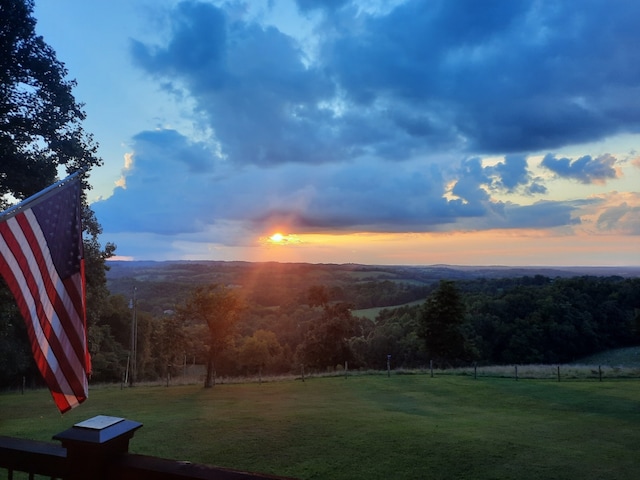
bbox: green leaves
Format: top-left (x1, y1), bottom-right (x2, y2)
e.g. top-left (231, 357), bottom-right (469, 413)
top-left (1, 0), bottom-right (102, 200)
top-left (418, 280), bottom-right (469, 366)
top-left (178, 284), bottom-right (242, 386)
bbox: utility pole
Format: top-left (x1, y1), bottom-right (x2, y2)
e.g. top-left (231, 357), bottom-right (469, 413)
top-left (129, 287), bottom-right (137, 387)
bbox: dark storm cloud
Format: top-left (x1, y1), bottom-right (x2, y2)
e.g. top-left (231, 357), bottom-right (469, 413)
top-left (105, 0), bottom-right (639, 241)
top-left (131, 1), bottom-right (341, 167)
top-left (94, 128), bottom-right (583, 241)
top-left (266, 159), bottom-right (452, 231)
top-left (131, 2), bottom-right (227, 84)
top-left (96, 131), bottom-right (460, 236)
top-left (451, 155), bottom-right (542, 202)
top-left (450, 157), bottom-right (491, 207)
top-left (133, 129), bottom-right (214, 173)
top-left (540, 153), bottom-right (621, 184)
top-left (131, 0), bottom-right (640, 168)
top-left (487, 155), bottom-right (547, 195)
top-left (491, 155), bottom-right (529, 191)
top-left (322, 0), bottom-right (640, 154)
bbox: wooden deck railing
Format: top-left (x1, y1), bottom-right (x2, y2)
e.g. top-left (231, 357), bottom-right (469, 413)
top-left (0, 435), bottom-right (67, 478)
top-left (0, 416), bottom-right (295, 480)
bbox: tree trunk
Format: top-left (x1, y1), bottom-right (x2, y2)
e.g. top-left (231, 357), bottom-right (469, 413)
top-left (204, 353), bottom-right (214, 388)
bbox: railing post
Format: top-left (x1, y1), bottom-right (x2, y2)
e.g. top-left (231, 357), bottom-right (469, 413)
top-left (53, 415), bottom-right (142, 480)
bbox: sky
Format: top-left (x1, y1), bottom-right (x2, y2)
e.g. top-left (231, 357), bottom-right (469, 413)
top-left (33, 0), bottom-right (640, 266)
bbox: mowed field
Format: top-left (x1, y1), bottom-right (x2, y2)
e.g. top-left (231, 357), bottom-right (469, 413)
top-left (1, 374), bottom-right (639, 480)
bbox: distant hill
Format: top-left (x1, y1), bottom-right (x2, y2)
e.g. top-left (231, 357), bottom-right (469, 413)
top-left (105, 260), bottom-right (640, 314)
top-left (106, 260), bottom-right (640, 286)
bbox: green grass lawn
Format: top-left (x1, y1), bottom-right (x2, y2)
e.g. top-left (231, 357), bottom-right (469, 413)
top-left (353, 299), bottom-right (423, 320)
top-left (2, 375), bottom-right (639, 479)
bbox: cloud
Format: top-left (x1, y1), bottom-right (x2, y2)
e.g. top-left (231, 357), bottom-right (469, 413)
top-left (566, 192), bottom-right (640, 236)
top-left (540, 153), bottom-right (622, 184)
top-left (595, 197), bottom-right (640, 235)
top-left (93, 128), bottom-right (587, 247)
top-left (320, 0), bottom-right (640, 154)
top-left (93, 129), bottom-right (221, 235)
top-left (131, 1), bottom-right (341, 167)
top-left (95, 129), bottom-right (456, 237)
top-left (494, 201), bottom-right (581, 230)
top-left (295, 0), bottom-right (349, 14)
top-left (114, 153), bottom-right (134, 189)
top-left (129, 0), bottom-right (640, 170)
top-left (525, 181), bottom-right (548, 196)
top-left (90, 0), bottom-right (640, 261)
top-left (448, 154), bottom-right (546, 204)
top-left (490, 155), bottom-right (529, 191)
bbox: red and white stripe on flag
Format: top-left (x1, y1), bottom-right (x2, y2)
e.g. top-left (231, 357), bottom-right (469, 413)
top-left (0, 176), bottom-right (90, 413)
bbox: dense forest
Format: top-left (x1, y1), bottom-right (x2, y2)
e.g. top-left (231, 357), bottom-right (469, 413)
top-left (4, 261), bottom-right (638, 387)
top-left (1, 2), bottom-right (637, 390)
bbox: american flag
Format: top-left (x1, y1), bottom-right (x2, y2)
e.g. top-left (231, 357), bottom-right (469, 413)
top-left (0, 173), bottom-right (90, 413)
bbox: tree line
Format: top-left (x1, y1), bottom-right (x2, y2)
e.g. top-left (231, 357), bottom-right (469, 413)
top-left (6, 273), bottom-right (638, 388)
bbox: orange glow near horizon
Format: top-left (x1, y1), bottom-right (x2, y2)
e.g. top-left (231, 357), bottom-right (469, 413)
top-left (106, 227), bottom-right (639, 267)
top-left (250, 229), bottom-right (640, 266)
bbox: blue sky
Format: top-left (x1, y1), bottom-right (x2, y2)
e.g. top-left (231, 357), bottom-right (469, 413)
top-left (34, 0), bottom-right (640, 265)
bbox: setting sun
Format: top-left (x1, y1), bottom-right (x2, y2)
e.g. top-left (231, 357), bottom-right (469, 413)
top-left (269, 233), bottom-right (284, 243)
top-left (261, 232), bottom-right (302, 249)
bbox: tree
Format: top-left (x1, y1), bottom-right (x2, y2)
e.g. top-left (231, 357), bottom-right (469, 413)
top-left (1, 0), bottom-right (102, 203)
top-left (238, 329), bottom-right (283, 375)
top-left (297, 288), bottom-right (365, 370)
top-left (0, 284), bottom-right (32, 386)
top-left (307, 285), bottom-right (330, 308)
top-left (178, 285), bottom-right (242, 388)
top-left (85, 293), bottom-right (157, 383)
top-left (418, 280), bottom-right (468, 367)
top-left (364, 306), bottom-right (425, 369)
top-left (0, 0), bottom-right (117, 384)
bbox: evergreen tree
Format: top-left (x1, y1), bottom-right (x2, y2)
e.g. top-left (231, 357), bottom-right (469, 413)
top-left (418, 280), bottom-right (468, 367)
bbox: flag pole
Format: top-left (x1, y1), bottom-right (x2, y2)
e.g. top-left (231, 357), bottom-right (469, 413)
top-left (0, 169), bottom-right (86, 222)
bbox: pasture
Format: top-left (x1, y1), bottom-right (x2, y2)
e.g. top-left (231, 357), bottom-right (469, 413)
top-left (1, 374), bottom-right (639, 479)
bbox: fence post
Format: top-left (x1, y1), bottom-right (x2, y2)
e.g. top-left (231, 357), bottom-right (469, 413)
top-left (515, 365), bottom-right (518, 381)
top-left (557, 365), bottom-right (560, 382)
top-left (599, 365), bottom-right (602, 382)
top-left (53, 416), bottom-right (142, 480)
top-left (430, 360), bottom-right (433, 378)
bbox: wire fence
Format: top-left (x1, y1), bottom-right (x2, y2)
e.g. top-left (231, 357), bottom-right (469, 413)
top-left (120, 363), bottom-right (640, 386)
